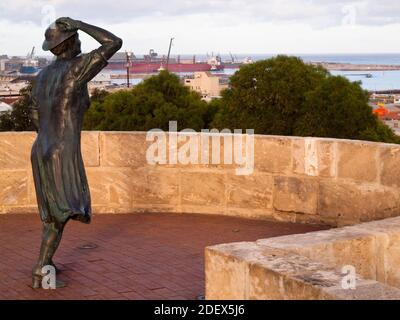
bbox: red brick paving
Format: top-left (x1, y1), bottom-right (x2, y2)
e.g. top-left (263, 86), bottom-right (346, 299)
top-left (0, 213), bottom-right (327, 300)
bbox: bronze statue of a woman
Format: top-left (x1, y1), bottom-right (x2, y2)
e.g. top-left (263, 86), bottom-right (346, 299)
top-left (30, 17), bottom-right (122, 288)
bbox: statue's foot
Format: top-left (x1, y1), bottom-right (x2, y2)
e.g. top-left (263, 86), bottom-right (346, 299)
top-left (32, 275), bottom-right (41, 289)
top-left (31, 265), bottom-right (65, 289)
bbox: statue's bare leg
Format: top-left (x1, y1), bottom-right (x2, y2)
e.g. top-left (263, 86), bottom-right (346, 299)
top-left (32, 220), bottom-right (66, 289)
top-left (50, 227), bottom-right (65, 273)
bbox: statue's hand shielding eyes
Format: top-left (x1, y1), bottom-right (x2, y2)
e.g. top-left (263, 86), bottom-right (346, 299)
top-left (56, 17), bottom-right (80, 33)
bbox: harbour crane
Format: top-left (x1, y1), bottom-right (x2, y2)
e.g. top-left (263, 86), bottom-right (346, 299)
top-left (229, 52), bottom-right (235, 63)
top-left (166, 37), bottom-right (174, 71)
top-left (27, 47), bottom-right (35, 60)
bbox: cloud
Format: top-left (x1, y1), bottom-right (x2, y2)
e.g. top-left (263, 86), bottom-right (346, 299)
top-left (1, 0), bottom-right (400, 28)
top-left (2, 0), bottom-right (400, 55)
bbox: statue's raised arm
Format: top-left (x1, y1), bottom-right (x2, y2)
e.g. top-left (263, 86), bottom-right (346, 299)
top-left (55, 17), bottom-right (123, 61)
top-left (42, 17), bottom-right (123, 85)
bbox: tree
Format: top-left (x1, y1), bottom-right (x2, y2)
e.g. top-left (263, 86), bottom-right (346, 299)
top-left (359, 120), bottom-right (400, 144)
top-left (0, 111), bottom-right (13, 131)
top-left (91, 88), bottom-right (110, 102)
top-left (0, 84), bottom-right (35, 132)
top-left (294, 76), bottom-right (399, 143)
top-left (212, 55), bottom-right (399, 144)
top-left (84, 71), bottom-right (216, 131)
top-left (212, 55), bottom-right (328, 135)
top-left (83, 89), bottom-right (109, 130)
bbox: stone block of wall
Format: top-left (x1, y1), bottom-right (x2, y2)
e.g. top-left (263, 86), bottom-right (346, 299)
top-left (86, 167), bottom-right (132, 213)
top-left (292, 138), bottom-right (337, 178)
top-left (258, 217), bottom-right (400, 293)
top-left (181, 171), bottom-right (225, 207)
top-left (380, 145), bottom-right (400, 188)
top-left (0, 170), bottom-right (28, 209)
top-left (352, 217), bottom-right (400, 288)
top-left (206, 217), bottom-right (400, 300)
top-left (273, 176), bottom-right (318, 215)
top-left (337, 141), bottom-right (378, 183)
top-left (205, 243), bottom-right (252, 300)
top-left (205, 239), bottom-right (400, 300)
top-left (81, 131), bottom-right (100, 167)
top-left (226, 173), bottom-right (273, 210)
top-left (131, 167), bottom-right (180, 206)
top-left (0, 133), bottom-right (36, 169)
top-left (258, 227), bottom-right (381, 280)
top-left (100, 132), bottom-right (149, 168)
top-left (254, 136), bottom-right (292, 174)
top-left (318, 180), bottom-right (400, 226)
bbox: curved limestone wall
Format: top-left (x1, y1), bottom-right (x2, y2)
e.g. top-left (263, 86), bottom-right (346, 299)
top-left (0, 131), bottom-right (399, 227)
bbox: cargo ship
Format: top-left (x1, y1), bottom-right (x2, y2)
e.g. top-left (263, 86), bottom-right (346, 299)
top-left (221, 53), bottom-right (254, 69)
top-left (106, 49), bottom-right (225, 73)
top-left (19, 47), bottom-right (39, 75)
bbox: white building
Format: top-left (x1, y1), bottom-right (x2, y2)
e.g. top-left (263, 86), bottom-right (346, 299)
top-left (0, 81), bottom-right (29, 96)
top-left (91, 72), bottom-right (112, 85)
top-left (183, 72), bottom-right (229, 101)
top-left (0, 59), bottom-right (7, 72)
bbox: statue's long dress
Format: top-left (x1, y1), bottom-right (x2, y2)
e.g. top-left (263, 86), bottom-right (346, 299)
top-left (31, 49), bottom-right (107, 224)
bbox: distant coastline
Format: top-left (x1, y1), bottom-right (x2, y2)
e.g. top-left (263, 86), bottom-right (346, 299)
top-left (310, 62), bottom-right (400, 71)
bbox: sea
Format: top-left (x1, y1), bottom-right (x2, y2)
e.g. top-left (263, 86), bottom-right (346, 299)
top-left (275, 54), bottom-right (400, 91)
top-left (105, 53), bottom-right (400, 91)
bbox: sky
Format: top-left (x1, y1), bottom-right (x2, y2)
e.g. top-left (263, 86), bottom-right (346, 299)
top-left (1, 0), bottom-right (400, 56)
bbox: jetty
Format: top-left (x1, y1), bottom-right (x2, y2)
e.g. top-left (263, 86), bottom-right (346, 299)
top-left (311, 62), bottom-right (400, 71)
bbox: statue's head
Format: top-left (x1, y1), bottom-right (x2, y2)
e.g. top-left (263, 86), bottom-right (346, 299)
top-left (42, 22), bottom-right (81, 58)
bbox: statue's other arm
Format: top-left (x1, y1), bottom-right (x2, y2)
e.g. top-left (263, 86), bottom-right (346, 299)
top-left (29, 85), bottom-right (39, 132)
top-left (30, 106), bottom-right (39, 132)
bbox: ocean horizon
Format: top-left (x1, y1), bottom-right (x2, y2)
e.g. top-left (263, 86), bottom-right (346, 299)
top-left (205, 53), bottom-right (400, 91)
top-left (172, 53), bottom-right (400, 66)
top-left (102, 53), bottom-right (400, 91)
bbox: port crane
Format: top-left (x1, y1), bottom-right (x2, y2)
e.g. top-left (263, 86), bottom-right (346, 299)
top-left (27, 47), bottom-right (35, 60)
top-left (166, 37), bottom-right (174, 71)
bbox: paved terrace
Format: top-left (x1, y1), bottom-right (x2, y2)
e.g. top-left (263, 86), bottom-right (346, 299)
top-left (0, 213), bottom-right (326, 300)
